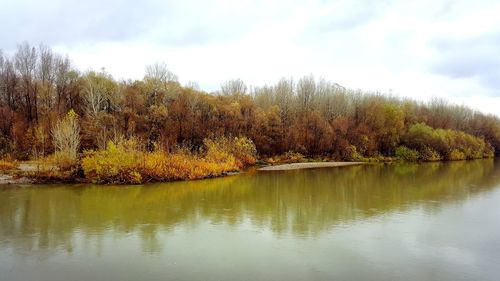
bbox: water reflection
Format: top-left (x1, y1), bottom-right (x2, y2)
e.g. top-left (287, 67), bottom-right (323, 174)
top-left (0, 160), bottom-right (499, 256)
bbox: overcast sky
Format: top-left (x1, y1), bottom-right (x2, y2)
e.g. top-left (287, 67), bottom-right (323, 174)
top-left (1, 0), bottom-right (499, 115)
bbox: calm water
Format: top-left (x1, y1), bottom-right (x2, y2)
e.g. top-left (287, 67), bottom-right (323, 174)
top-left (1, 160), bottom-right (500, 281)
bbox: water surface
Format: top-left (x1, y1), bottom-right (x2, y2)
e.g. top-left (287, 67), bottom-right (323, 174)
top-left (1, 160), bottom-right (500, 281)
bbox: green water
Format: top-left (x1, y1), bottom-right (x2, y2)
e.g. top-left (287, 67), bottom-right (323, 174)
top-left (1, 160), bottom-right (500, 281)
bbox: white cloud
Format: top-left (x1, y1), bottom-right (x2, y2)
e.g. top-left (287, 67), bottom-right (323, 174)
top-left (4, 0), bottom-right (499, 115)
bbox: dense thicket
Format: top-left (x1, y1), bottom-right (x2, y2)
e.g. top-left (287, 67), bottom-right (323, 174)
top-left (1, 43), bottom-right (499, 162)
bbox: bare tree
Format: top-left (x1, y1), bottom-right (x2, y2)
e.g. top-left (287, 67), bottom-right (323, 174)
top-left (82, 71), bottom-right (115, 117)
top-left (37, 44), bottom-right (56, 112)
top-left (315, 78), bottom-right (350, 120)
top-left (145, 62), bottom-right (178, 83)
top-left (252, 85), bottom-right (274, 109)
top-left (221, 79), bottom-right (247, 96)
top-left (15, 42), bottom-right (38, 122)
top-left (37, 44), bottom-right (55, 83)
top-left (144, 62), bottom-right (178, 103)
top-left (52, 109), bottom-right (80, 168)
top-left (274, 77), bottom-right (294, 109)
top-left (54, 55), bottom-right (72, 111)
top-left (296, 75), bottom-right (316, 112)
top-left (0, 54), bottom-right (19, 110)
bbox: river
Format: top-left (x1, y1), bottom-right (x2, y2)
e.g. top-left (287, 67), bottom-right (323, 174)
top-left (1, 160), bottom-right (500, 281)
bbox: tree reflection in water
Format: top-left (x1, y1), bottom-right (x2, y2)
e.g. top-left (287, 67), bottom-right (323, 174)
top-left (0, 159), bottom-right (499, 255)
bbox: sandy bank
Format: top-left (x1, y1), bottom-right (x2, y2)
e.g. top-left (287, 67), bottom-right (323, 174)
top-left (0, 163), bottom-right (40, 185)
top-left (0, 174), bottom-right (32, 185)
top-left (258, 162), bottom-right (365, 171)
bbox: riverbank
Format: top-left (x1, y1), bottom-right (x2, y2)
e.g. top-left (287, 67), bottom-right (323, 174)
top-left (1, 157), bottom-right (497, 185)
top-left (0, 174), bottom-right (32, 185)
top-left (0, 162), bottom-right (50, 184)
top-left (0, 160), bottom-right (365, 184)
top-left (258, 162), bottom-right (365, 171)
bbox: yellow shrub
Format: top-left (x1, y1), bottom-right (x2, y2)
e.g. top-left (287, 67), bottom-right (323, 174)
top-left (204, 136), bottom-right (256, 167)
top-left (143, 151), bottom-right (237, 182)
top-left (447, 149), bottom-right (466, 161)
top-left (82, 137), bottom-right (247, 184)
top-left (81, 140), bottom-right (143, 183)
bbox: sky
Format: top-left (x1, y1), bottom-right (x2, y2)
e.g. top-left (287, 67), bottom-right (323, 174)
top-left (1, 0), bottom-right (499, 115)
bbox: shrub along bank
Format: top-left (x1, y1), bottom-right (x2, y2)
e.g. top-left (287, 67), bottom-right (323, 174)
top-left (81, 136), bottom-right (256, 184)
top-left (396, 123), bottom-right (494, 161)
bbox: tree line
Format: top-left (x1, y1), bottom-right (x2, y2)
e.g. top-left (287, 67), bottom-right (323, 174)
top-left (1, 43), bottom-right (499, 163)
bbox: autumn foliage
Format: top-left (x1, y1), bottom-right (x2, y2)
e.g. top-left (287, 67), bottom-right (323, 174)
top-left (81, 137), bottom-right (256, 183)
top-left (1, 43), bottom-right (500, 183)
top-left (401, 123), bottom-right (494, 161)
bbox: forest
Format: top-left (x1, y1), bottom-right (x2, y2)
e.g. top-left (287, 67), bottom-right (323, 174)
top-left (1, 43), bottom-right (499, 183)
